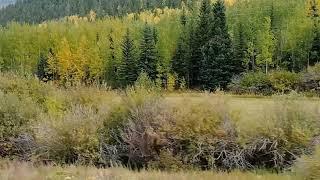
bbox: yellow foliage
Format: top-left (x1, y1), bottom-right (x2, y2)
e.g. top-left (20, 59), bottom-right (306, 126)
top-left (306, 0), bottom-right (320, 17)
top-left (167, 73), bottom-right (176, 92)
top-left (56, 38), bottom-right (76, 83)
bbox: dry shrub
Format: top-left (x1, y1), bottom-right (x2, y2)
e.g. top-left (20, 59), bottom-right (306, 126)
top-left (0, 91), bottom-right (39, 159)
top-left (101, 86), bottom-right (171, 168)
top-left (237, 97), bottom-right (320, 170)
top-left (35, 105), bottom-right (105, 165)
top-left (164, 96), bottom-right (242, 170)
top-left (294, 147), bottom-right (320, 180)
top-left (148, 150), bottom-right (189, 171)
top-left (0, 72), bottom-right (52, 105)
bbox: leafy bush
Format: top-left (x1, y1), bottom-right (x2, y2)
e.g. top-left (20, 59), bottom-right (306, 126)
top-left (0, 73), bottom-right (51, 105)
top-left (0, 91), bottom-right (40, 159)
top-left (229, 72), bottom-right (273, 95)
top-left (35, 106), bottom-right (104, 165)
top-left (148, 150), bottom-right (190, 171)
top-left (269, 71), bottom-right (299, 93)
top-left (230, 71), bottom-right (300, 95)
top-left (0, 92), bottom-right (39, 139)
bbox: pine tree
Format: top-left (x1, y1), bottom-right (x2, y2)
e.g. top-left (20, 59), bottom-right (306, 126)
top-left (189, 0), bottom-right (212, 88)
top-left (180, 7), bottom-right (187, 26)
top-left (200, 0), bottom-right (235, 90)
top-left (308, 0), bottom-right (320, 67)
top-left (172, 11), bottom-right (190, 86)
top-left (234, 23), bottom-right (246, 74)
top-left (309, 30), bottom-right (320, 66)
top-left (118, 29), bottom-right (138, 86)
top-left (105, 29), bottom-right (118, 87)
top-left (138, 24), bottom-right (158, 80)
top-left (37, 52), bottom-right (51, 82)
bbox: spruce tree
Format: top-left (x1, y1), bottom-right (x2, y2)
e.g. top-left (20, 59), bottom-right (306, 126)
top-left (310, 30), bottom-right (320, 66)
top-left (308, 0), bottom-right (320, 67)
top-left (200, 0), bottom-right (235, 90)
top-left (172, 10), bottom-right (190, 86)
top-left (118, 29), bottom-right (138, 86)
top-left (189, 0), bottom-right (212, 88)
top-left (180, 8), bottom-right (187, 26)
top-left (37, 52), bottom-right (51, 82)
top-left (234, 23), bottom-right (246, 74)
top-left (105, 30), bottom-right (118, 87)
top-left (138, 24), bottom-right (158, 80)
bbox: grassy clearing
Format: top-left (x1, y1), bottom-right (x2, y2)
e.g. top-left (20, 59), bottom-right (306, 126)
top-left (0, 162), bottom-right (295, 180)
top-left (0, 73), bottom-right (320, 175)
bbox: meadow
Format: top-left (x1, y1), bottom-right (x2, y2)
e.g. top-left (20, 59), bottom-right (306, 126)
top-left (0, 72), bottom-right (319, 179)
top-left (0, 161), bottom-right (295, 180)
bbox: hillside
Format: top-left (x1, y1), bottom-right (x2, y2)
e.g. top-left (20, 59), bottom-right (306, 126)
top-left (0, 0), bottom-right (183, 25)
top-left (0, 0), bottom-right (15, 8)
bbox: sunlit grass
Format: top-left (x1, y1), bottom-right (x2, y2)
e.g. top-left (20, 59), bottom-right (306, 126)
top-left (0, 161), bottom-right (296, 180)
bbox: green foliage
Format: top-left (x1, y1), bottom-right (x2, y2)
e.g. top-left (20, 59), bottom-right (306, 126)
top-left (229, 71), bottom-right (272, 95)
top-left (118, 29), bottom-right (138, 87)
top-left (200, 0), bottom-right (235, 90)
top-left (138, 24), bottom-right (158, 80)
top-left (0, 0), bottom-right (183, 25)
top-left (169, 98), bottom-right (231, 140)
top-left (0, 92), bottom-right (38, 139)
top-left (269, 71), bottom-right (300, 93)
top-left (0, 73), bottom-right (319, 171)
top-left (189, 0), bottom-right (212, 87)
top-left (172, 28), bottom-right (190, 84)
top-left (310, 31), bottom-right (320, 67)
top-left (148, 150), bottom-right (190, 171)
top-left (256, 17), bottom-right (276, 74)
top-left (35, 106), bottom-right (102, 164)
top-left (231, 62), bottom-right (320, 95)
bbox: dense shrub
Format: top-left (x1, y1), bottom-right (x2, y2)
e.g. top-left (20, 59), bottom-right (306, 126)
top-left (100, 79), bottom-right (167, 168)
top-left (0, 92), bottom-right (39, 139)
top-left (237, 99), bottom-right (320, 170)
top-left (269, 71), bottom-right (299, 93)
top-left (299, 63), bottom-right (320, 95)
top-left (0, 91), bottom-right (39, 159)
top-left (35, 106), bottom-right (104, 165)
top-left (0, 73), bottom-right (51, 105)
top-left (229, 70), bottom-right (306, 95)
top-left (228, 72), bottom-right (273, 95)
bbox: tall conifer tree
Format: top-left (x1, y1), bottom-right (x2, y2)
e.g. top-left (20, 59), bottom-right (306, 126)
top-left (119, 29), bottom-right (138, 86)
top-left (138, 24), bottom-right (158, 80)
top-left (200, 0), bottom-right (235, 90)
top-left (189, 0), bottom-right (212, 88)
top-left (172, 8), bottom-right (190, 86)
top-left (105, 30), bottom-right (118, 87)
top-left (37, 52), bottom-right (51, 82)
